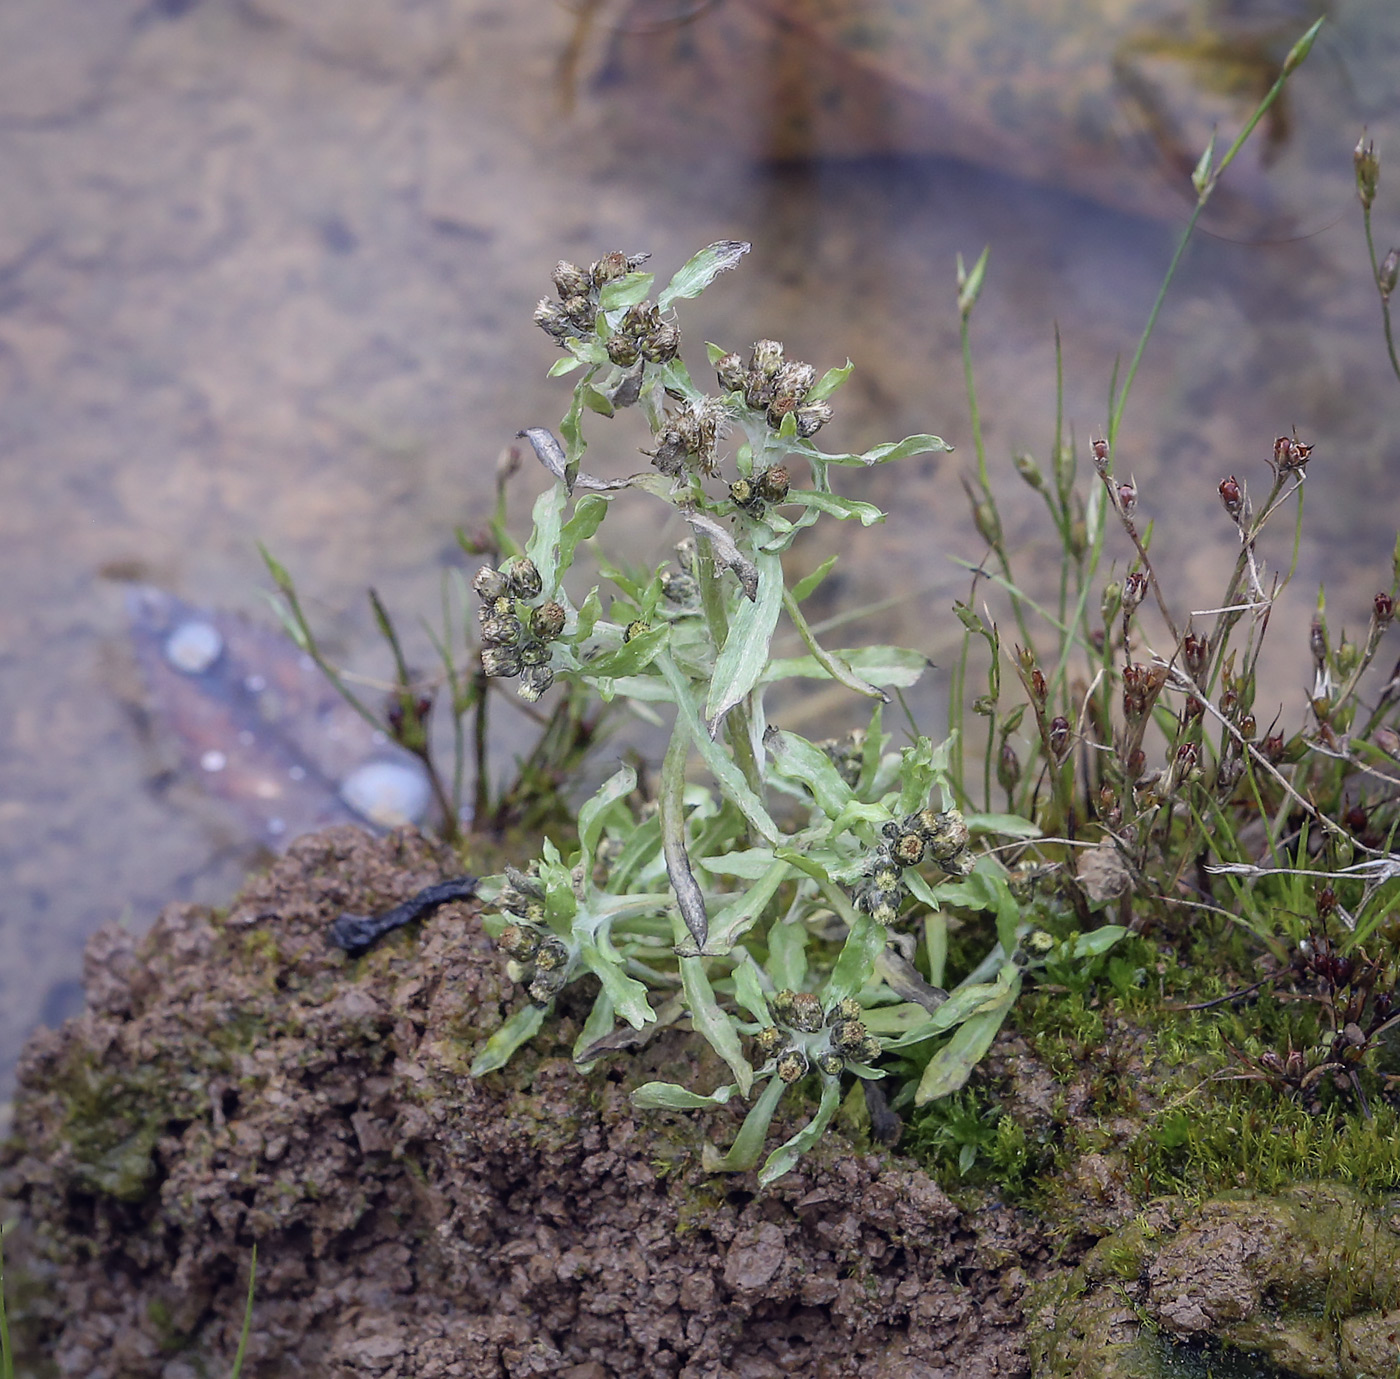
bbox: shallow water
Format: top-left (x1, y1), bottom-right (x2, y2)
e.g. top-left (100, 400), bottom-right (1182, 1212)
top-left (2, 0), bottom-right (1399, 1100)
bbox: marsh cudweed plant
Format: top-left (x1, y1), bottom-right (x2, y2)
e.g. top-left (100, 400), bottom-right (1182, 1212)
top-left (464, 242), bottom-right (1111, 1184)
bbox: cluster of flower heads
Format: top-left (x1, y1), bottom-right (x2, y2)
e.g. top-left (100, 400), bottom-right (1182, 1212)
top-left (715, 340), bottom-right (832, 438)
top-left (854, 808), bottom-right (972, 926)
top-left (752, 993), bottom-right (882, 1083)
top-left (646, 396), bottom-right (730, 477)
top-left (728, 464), bottom-right (790, 517)
top-left (532, 252), bottom-right (680, 363)
top-left (494, 866), bottom-right (572, 1006)
top-left (472, 555), bottom-right (565, 703)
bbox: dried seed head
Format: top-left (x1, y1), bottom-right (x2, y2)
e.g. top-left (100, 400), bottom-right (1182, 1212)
top-left (553, 260), bottom-right (592, 299)
top-left (1376, 726), bottom-right (1400, 757)
top-left (1048, 715), bottom-right (1070, 761)
top-left (776, 1049), bottom-right (810, 1084)
top-left (1239, 713), bottom-right (1256, 740)
top-left (715, 352), bottom-right (746, 391)
top-left (472, 565), bottom-right (508, 601)
top-left (1219, 475), bottom-right (1243, 519)
top-left (1122, 572), bottom-right (1148, 617)
top-left (1091, 437), bottom-right (1110, 474)
top-left (1116, 480), bottom-right (1137, 516)
top-left (1375, 593), bottom-right (1395, 630)
top-left (519, 641), bottom-right (551, 667)
top-left (501, 555), bottom-right (543, 601)
top-left (1183, 632), bottom-right (1208, 679)
top-left (1356, 136), bottom-right (1380, 211)
top-left (923, 809), bottom-right (970, 863)
top-left (829, 1016), bottom-right (870, 1055)
top-left (534, 601), bottom-right (567, 641)
top-left (534, 298), bottom-right (576, 341)
top-left (481, 646), bottom-right (522, 678)
top-left (534, 936), bottom-right (569, 972)
top-left (528, 970), bottom-right (566, 1005)
top-left (729, 476), bottom-right (759, 511)
top-left (772, 360), bottom-right (816, 402)
top-left (563, 294), bottom-right (594, 329)
top-left (1261, 731), bottom-right (1286, 762)
top-left (1273, 434), bottom-right (1314, 471)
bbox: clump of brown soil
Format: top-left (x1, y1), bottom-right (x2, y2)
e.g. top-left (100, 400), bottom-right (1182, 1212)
top-left (3, 826), bottom-right (1048, 1378)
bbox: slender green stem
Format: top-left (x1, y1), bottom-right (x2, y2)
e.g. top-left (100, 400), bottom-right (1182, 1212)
top-left (229, 1244), bottom-right (257, 1379)
top-left (1363, 205), bottom-right (1400, 384)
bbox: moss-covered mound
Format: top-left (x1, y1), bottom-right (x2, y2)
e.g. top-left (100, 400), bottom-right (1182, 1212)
top-left (2, 826), bottom-right (1041, 1378)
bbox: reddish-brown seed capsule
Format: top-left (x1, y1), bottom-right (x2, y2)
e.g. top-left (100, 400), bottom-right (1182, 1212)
top-left (1219, 475), bottom-right (1242, 519)
top-left (1375, 593), bottom-right (1395, 628)
top-left (1048, 715), bottom-right (1070, 759)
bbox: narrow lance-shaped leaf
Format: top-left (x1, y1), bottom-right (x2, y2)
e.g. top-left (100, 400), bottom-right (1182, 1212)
top-left (793, 434), bottom-right (952, 468)
top-left (706, 549), bottom-right (783, 731)
top-left (707, 858), bottom-right (790, 951)
top-left (821, 909), bottom-right (885, 1008)
top-left (786, 490), bottom-right (886, 526)
top-left (702, 1074), bottom-right (787, 1173)
top-left (471, 1004), bottom-right (547, 1077)
top-left (577, 764), bottom-right (638, 869)
top-left (758, 1077), bottom-right (842, 1186)
top-left (765, 728), bottom-right (856, 819)
top-left (731, 955), bottom-right (772, 1025)
top-left (913, 969), bottom-right (1020, 1105)
top-left (681, 955), bottom-right (752, 1095)
top-left (658, 240), bottom-right (751, 310)
top-left (524, 481), bottom-right (569, 594)
top-left (573, 989), bottom-right (616, 1066)
top-left (660, 715), bottom-right (709, 949)
top-left (577, 934), bottom-right (655, 1030)
top-left (780, 585), bottom-right (888, 703)
top-left (632, 1081), bottom-right (739, 1111)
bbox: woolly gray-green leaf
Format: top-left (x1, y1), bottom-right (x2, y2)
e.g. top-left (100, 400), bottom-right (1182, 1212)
top-left (658, 240), bottom-right (751, 310)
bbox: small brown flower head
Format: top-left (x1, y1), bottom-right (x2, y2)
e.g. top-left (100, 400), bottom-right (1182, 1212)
top-left (534, 298), bottom-right (576, 342)
top-left (792, 401), bottom-right (832, 438)
top-left (921, 808), bottom-right (970, 864)
top-left (753, 1025), bottom-right (787, 1061)
top-left (591, 251), bottom-right (632, 285)
top-left (481, 646), bottom-right (522, 678)
top-left (827, 997), bottom-right (862, 1026)
top-left (1239, 713), bottom-right (1257, 740)
top-left (1183, 695), bottom-right (1205, 721)
top-left (829, 1017), bottom-right (870, 1057)
top-left (1375, 592), bottom-right (1395, 630)
top-left (1219, 475), bottom-right (1243, 519)
top-left (533, 601), bottom-right (567, 641)
top-left (519, 665), bottom-right (555, 702)
top-left (1091, 437), bottom-right (1110, 474)
top-left (562, 294), bottom-right (594, 330)
top-left (777, 1049), bottom-right (810, 1084)
top-left (553, 261), bottom-right (592, 299)
top-left (1310, 616), bottom-right (1328, 670)
top-left (892, 830), bottom-right (926, 867)
top-left (1261, 731), bottom-right (1286, 762)
top-left (1030, 667), bottom-right (1047, 706)
top-left (1116, 480), bottom-right (1137, 516)
top-left (519, 641), bottom-right (551, 667)
top-left (641, 322), bottom-right (681, 364)
top-left (771, 989), bottom-right (825, 1033)
top-left (534, 936), bottom-right (570, 972)
top-left (756, 465), bottom-right (790, 503)
top-left (472, 565), bottom-right (508, 601)
top-left (606, 334), bottom-right (640, 367)
top-left (661, 569), bottom-right (698, 605)
top-left (1048, 715), bottom-right (1070, 761)
top-left (501, 555), bottom-right (543, 601)
top-left (498, 925), bottom-right (541, 960)
top-left (750, 339), bottom-right (785, 378)
top-left (1122, 572), bottom-right (1148, 617)
top-left (1356, 136), bottom-right (1380, 211)
top-left (729, 476), bottom-right (760, 514)
top-left (480, 613), bottom-right (522, 648)
top-left (1183, 632), bottom-right (1208, 679)
top-left (1376, 726), bottom-right (1400, 758)
top-left (715, 352), bottom-right (747, 391)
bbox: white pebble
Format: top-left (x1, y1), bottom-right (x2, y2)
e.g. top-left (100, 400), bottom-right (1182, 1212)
top-left (164, 620), bottom-right (223, 675)
top-left (339, 759), bottom-right (431, 828)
